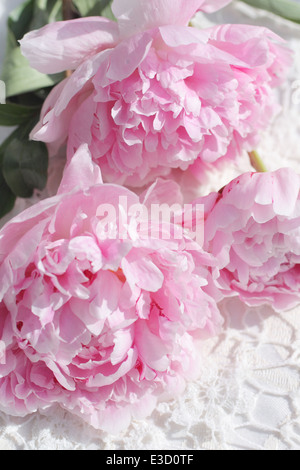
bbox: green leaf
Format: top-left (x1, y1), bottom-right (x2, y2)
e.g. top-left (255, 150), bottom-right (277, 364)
top-left (8, 0), bottom-right (63, 41)
top-left (10, 89), bottom-right (48, 107)
top-left (100, 3), bottom-right (116, 21)
top-left (1, 0), bottom-right (65, 98)
top-left (0, 101), bottom-right (41, 126)
top-left (1, 43), bottom-right (64, 97)
top-left (0, 133), bottom-right (18, 219)
top-left (240, 0), bottom-right (300, 23)
top-left (73, 0), bottom-right (115, 19)
top-left (7, 0), bottom-right (35, 41)
top-left (0, 172), bottom-right (16, 219)
top-left (1, 0), bottom-right (115, 98)
top-left (2, 119), bottom-right (49, 199)
top-left (30, 0), bottom-right (64, 31)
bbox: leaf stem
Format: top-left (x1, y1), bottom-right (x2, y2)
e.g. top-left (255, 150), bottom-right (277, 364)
top-left (62, 0), bottom-right (74, 21)
top-left (248, 150), bottom-right (268, 173)
top-left (62, 0), bottom-right (76, 77)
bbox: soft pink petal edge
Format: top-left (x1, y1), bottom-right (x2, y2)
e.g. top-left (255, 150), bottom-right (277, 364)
top-left (19, 17), bottom-right (119, 74)
top-left (112, 0), bottom-right (231, 37)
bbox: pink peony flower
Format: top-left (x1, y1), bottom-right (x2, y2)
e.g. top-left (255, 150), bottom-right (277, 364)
top-left (0, 145), bottom-right (223, 433)
top-left (20, 0), bottom-right (291, 187)
top-left (197, 168), bottom-right (300, 312)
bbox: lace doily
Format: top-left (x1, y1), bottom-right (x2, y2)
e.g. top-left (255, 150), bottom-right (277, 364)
top-left (0, 0), bottom-right (300, 450)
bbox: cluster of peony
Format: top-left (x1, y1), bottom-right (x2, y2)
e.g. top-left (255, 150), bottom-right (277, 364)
top-left (0, 0), bottom-right (299, 433)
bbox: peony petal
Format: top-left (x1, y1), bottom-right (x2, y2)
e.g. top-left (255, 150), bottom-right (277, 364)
top-left (58, 144), bottom-right (103, 194)
top-left (112, 0), bottom-right (231, 38)
top-left (207, 23), bottom-right (284, 45)
top-left (20, 17), bottom-right (119, 74)
top-left (30, 78), bottom-right (71, 149)
top-left (87, 348), bottom-right (137, 387)
top-left (66, 94), bottom-right (96, 161)
top-left (201, 168), bottom-right (300, 312)
top-left (44, 359), bottom-right (76, 391)
top-left (272, 168), bottom-right (300, 216)
top-left (141, 178), bottom-right (184, 208)
top-left (51, 50), bottom-right (109, 116)
top-left (122, 254), bottom-right (164, 292)
top-left (103, 32), bottom-right (153, 83)
top-left (135, 320), bottom-right (169, 371)
top-left (0, 218), bottom-right (50, 300)
top-left (110, 328), bottom-right (134, 365)
top-left (89, 271), bottom-right (122, 320)
top-left (199, 0), bottom-right (232, 13)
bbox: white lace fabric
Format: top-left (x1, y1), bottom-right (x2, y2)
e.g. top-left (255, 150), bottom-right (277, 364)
top-left (0, 1), bottom-right (300, 450)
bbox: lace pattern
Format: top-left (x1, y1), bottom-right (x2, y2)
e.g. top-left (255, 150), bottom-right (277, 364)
top-left (0, 1), bottom-right (300, 450)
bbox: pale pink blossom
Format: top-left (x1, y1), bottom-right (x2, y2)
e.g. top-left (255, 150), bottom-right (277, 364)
top-left (197, 168), bottom-right (300, 312)
top-left (20, 0), bottom-right (291, 186)
top-left (0, 145), bottom-right (222, 432)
